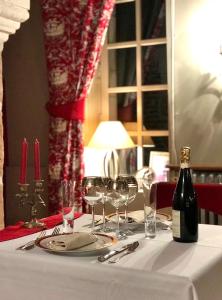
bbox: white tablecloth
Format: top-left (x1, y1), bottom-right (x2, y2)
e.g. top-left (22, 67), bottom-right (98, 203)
top-left (1, 214), bottom-right (222, 300)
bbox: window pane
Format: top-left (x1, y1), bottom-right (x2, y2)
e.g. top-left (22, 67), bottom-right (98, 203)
top-left (141, 0), bottom-right (166, 39)
top-left (143, 91), bottom-right (168, 130)
top-left (108, 2), bottom-right (135, 43)
top-left (109, 48), bottom-right (136, 87)
top-left (109, 93), bottom-right (137, 122)
top-left (143, 137), bottom-right (168, 165)
top-left (142, 45), bottom-right (167, 85)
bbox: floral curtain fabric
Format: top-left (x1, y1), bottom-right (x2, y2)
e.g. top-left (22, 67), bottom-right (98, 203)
top-left (41, 0), bottom-right (114, 214)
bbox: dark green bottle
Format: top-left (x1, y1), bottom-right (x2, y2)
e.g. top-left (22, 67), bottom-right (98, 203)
top-left (172, 146), bottom-right (198, 243)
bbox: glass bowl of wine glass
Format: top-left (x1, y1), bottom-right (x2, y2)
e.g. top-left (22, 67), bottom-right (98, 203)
top-left (82, 176), bottom-right (104, 233)
top-left (106, 179), bottom-right (129, 240)
top-left (117, 175), bottom-right (138, 235)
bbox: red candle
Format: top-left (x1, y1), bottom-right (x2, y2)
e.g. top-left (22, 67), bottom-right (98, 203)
top-left (34, 139), bottom-right (41, 181)
top-left (19, 138), bottom-right (28, 184)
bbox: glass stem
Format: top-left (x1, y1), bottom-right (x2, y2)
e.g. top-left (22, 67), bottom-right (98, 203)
top-left (91, 205), bottom-right (95, 232)
top-left (102, 198), bottom-right (106, 231)
top-left (125, 202), bottom-right (128, 229)
top-left (116, 207), bottom-right (120, 235)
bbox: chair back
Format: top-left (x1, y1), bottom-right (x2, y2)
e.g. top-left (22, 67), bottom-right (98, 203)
top-left (155, 182), bottom-right (222, 224)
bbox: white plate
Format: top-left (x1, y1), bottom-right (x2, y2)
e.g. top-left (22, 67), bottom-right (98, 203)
top-left (36, 233), bottom-right (117, 256)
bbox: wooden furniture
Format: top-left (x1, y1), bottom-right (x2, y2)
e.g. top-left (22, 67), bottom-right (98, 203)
top-left (155, 181), bottom-right (222, 225)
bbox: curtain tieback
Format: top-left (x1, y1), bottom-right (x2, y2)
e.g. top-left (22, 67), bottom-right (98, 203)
top-left (46, 99), bottom-right (84, 121)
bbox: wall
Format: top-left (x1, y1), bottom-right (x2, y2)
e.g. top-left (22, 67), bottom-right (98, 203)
top-left (2, 1), bottom-right (48, 225)
top-left (0, 58), bottom-right (4, 228)
top-left (172, 0), bottom-right (222, 165)
top-left (0, 0), bottom-right (30, 228)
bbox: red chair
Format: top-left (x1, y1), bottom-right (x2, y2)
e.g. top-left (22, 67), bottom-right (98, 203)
top-left (155, 182), bottom-right (222, 224)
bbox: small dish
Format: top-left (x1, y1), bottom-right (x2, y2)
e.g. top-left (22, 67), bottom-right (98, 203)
top-left (36, 232), bottom-right (117, 256)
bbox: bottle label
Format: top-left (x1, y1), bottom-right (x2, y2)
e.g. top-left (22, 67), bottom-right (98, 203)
top-left (172, 210), bottom-right (181, 238)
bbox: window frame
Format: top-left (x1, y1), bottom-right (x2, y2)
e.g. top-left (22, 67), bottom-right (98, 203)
top-left (100, 0), bottom-right (172, 167)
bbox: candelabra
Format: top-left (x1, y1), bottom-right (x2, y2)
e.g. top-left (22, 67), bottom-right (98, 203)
top-left (16, 180), bottom-right (46, 228)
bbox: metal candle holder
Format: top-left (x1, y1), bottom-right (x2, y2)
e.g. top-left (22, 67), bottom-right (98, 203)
top-left (16, 180), bottom-right (46, 228)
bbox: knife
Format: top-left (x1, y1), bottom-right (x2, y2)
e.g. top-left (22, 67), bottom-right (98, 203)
top-left (108, 241), bottom-right (139, 263)
top-left (98, 241), bottom-right (139, 262)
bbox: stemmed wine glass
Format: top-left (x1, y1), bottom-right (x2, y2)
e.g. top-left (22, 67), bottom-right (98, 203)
top-left (106, 179), bottom-right (129, 240)
top-left (82, 176), bottom-right (104, 233)
top-left (117, 175), bottom-right (138, 235)
top-left (99, 177), bottom-right (113, 232)
top-left (60, 179), bottom-right (76, 233)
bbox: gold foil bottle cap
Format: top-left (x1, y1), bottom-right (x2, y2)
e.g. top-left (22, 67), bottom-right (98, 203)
top-left (180, 146), bottom-right (191, 164)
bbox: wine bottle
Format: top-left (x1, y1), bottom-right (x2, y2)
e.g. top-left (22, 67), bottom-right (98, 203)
top-left (172, 146), bottom-right (198, 242)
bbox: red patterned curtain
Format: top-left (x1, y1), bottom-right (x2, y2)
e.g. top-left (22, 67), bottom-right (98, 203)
top-left (41, 0), bottom-right (114, 214)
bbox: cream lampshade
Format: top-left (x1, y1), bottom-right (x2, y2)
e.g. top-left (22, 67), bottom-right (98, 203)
top-left (88, 121), bottom-right (135, 178)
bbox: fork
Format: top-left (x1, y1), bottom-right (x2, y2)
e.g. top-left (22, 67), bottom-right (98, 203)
top-left (16, 230), bottom-right (47, 251)
top-left (16, 227), bottom-right (61, 251)
top-left (51, 226), bottom-right (60, 236)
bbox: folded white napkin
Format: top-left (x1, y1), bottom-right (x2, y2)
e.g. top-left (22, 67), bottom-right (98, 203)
top-left (48, 232), bottom-right (97, 251)
top-left (128, 209), bottom-right (171, 224)
top-left (128, 210), bottom-right (147, 223)
top-left (108, 210), bottom-right (148, 224)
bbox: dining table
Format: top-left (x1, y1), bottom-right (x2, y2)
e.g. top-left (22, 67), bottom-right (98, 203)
top-left (1, 213), bottom-right (222, 300)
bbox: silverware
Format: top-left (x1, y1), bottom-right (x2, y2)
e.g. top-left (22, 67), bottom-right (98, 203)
top-left (83, 218), bottom-right (108, 228)
top-left (16, 226), bottom-right (61, 251)
top-left (16, 230), bottom-right (46, 251)
top-left (97, 241), bottom-right (139, 262)
top-left (108, 241), bottom-right (139, 263)
top-left (51, 226), bottom-right (60, 236)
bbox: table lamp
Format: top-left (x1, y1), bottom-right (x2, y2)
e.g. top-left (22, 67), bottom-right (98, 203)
top-left (87, 121), bottom-right (135, 179)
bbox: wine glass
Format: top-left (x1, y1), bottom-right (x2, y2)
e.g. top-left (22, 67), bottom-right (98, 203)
top-left (106, 179), bottom-right (129, 240)
top-left (82, 176), bottom-right (104, 233)
top-left (99, 177), bottom-right (113, 232)
top-left (142, 168), bottom-right (156, 239)
top-left (117, 175), bottom-right (138, 235)
top-left (60, 179), bottom-right (76, 233)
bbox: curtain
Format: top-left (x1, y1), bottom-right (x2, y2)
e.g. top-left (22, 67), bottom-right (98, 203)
top-left (41, 0), bottom-right (114, 214)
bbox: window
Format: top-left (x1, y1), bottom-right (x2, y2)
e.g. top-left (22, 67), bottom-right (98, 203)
top-left (101, 0), bottom-right (169, 168)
